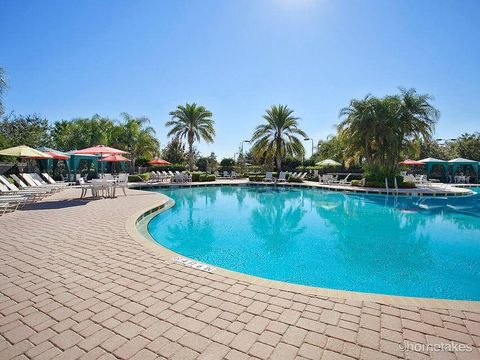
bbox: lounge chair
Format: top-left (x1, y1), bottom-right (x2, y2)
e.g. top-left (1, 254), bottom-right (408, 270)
top-left (339, 173), bottom-right (352, 185)
top-left (11, 174), bottom-right (54, 194)
top-left (231, 171), bottom-right (237, 179)
top-left (0, 194), bottom-right (29, 214)
top-left (0, 176), bottom-right (46, 201)
top-left (41, 173), bottom-right (69, 187)
top-left (223, 171), bottom-right (230, 178)
top-left (264, 172), bottom-right (273, 182)
top-left (29, 173), bottom-right (65, 191)
top-left (277, 171), bottom-right (287, 183)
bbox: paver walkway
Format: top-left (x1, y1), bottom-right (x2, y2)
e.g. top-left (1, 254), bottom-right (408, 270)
top-left (0, 188), bottom-right (479, 360)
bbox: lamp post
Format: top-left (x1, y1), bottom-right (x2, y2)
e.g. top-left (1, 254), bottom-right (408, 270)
top-left (127, 144), bottom-right (132, 173)
top-left (241, 140), bottom-right (250, 174)
top-left (304, 138), bottom-right (314, 158)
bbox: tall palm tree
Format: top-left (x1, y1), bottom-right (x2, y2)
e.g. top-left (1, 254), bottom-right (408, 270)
top-left (251, 105), bottom-right (307, 172)
top-left (0, 67), bottom-right (7, 117)
top-left (166, 103), bottom-right (215, 170)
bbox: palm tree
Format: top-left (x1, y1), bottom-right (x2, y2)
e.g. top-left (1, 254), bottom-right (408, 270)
top-left (251, 105), bottom-right (307, 172)
top-left (338, 89), bottom-right (438, 177)
top-left (166, 103), bottom-right (215, 171)
top-left (113, 113), bottom-right (160, 167)
top-left (0, 67), bottom-right (7, 117)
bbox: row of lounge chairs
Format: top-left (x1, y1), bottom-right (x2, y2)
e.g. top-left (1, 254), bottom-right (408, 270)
top-left (0, 173), bottom-right (69, 216)
top-left (218, 171), bottom-right (237, 178)
top-left (319, 173), bottom-right (352, 185)
top-left (150, 171), bottom-right (192, 183)
top-left (263, 172), bottom-right (306, 182)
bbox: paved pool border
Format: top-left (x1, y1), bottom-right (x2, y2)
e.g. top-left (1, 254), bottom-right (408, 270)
top-left (126, 186), bottom-right (480, 313)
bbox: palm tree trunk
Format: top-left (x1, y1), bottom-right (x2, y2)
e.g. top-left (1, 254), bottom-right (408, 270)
top-left (275, 138), bottom-right (282, 172)
top-left (188, 133), bottom-right (194, 171)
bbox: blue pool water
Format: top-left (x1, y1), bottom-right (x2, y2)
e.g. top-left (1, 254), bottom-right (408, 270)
top-left (147, 186), bottom-right (480, 300)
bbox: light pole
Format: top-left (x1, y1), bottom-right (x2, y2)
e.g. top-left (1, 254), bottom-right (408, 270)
top-left (241, 140), bottom-right (250, 173)
top-left (241, 140), bottom-right (250, 153)
top-left (304, 138), bottom-right (314, 158)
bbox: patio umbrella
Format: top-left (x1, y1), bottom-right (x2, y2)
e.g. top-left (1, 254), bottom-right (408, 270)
top-left (0, 145), bottom-right (52, 172)
top-left (99, 154), bottom-right (131, 174)
top-left (74, 145), bottom-right (128, 175)
top-left (399, 159), bottom-right (424, 166)
top-left (44, 151), bottom-right (70, 160)
top-left (148, 158), bottom-right (171, 166)
top-left (0, 145), bottom-right (52, 159)
top-left (316, 159), bottom-right (341, 166)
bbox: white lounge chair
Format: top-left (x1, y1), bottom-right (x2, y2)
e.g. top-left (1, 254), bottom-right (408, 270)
top-left (264, 172), bottom-right (273, 182)
top-left (277, 171), bottom-right (287, 183)
top-left (231, 171), bottom-right (237, 179)
top-left (223, 171), bottom-right (230, 178)
top-left (41, 173), bottom-right (69, 187)
top-left (339, 173), bottom-right (352, 185)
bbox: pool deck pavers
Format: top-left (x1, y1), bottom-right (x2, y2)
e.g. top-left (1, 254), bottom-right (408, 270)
top-left (0, 187), bottom-right (479, 360)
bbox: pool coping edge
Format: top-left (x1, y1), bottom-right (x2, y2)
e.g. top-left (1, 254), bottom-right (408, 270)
top-left (125, 190), bottom-right (480, 312)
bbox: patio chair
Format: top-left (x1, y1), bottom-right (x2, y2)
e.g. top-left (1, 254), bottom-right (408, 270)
top-left (114, 173), bottom-right (129, 196)
top-left (277, 171), bottom-right (287, 183)
top-left (264, 172), bottom-right (273, 182)
top-left (231, 170), bottom-right (237, 179)
top-left (223, 171), bottom-right (230, 178)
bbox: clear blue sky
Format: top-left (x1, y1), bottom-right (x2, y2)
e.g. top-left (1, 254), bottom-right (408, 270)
top-left (1, 0), bottom-right (479, 158)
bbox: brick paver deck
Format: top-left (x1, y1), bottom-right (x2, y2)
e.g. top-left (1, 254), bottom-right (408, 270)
top-left (1, 188), bottom-right (479, 359)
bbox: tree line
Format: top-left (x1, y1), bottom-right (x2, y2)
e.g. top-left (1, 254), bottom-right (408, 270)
top-left (3, 65), bottom-right (476, 176)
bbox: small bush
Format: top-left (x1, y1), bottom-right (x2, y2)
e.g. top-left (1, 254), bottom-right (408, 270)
top-left (288, 177), bottom-right (303, 183)
top-left (400, 181), bottom-right (416, 189)
top-left (351, 179), bottom-right (362, 186)
top-left (365, 181), bottom-right (385, 188)
top-left (199, 174), bottom-right (216, 182)
top-left (190, 171), bottom-right (203, 182)
top-left (249, 175), bottom-right (264, 181)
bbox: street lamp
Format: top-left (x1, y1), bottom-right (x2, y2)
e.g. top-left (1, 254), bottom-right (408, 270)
top-left (241, 140), bottom-right (250, 153)
top-left (304, 138), bottom-right (314, 158)
top-left (241, 140), bottom-right (250, 174)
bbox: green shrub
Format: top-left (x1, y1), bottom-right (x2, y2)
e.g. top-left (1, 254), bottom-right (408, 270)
top-left (249, 175), bottom-right (264, 181)
top-left (351, 179), bottom-right (362, 186)
top-left (190, 171), bottom-right (203, 182)
top-left (199, 174), bottom-right (216, 182)
top-left (365, 181), bottom-right (385, 188)
top-left (399, 181), bottom-right (416, 189)
top-left (288, 177), bottom-right (303, 183)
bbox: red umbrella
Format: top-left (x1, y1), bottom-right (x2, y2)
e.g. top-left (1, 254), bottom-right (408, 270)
top-left (74, 145), bottom-right (128, 175)
top-left (44, 151), bottom-right (70, 160)
top-left (148, 158), bottom-right (171, 165)
top-left (399, 159), bottom-right (425, 166)
top-left (74, 145), bottom-right (128, 155)
top-left (99, 154), bottom-right (131, 162)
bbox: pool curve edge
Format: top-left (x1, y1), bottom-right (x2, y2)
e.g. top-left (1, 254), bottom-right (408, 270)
top-left (125, 190), bottom-right (480, 312)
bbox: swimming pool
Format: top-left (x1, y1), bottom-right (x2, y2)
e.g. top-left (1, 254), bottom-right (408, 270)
top-left (147, 185), bottom-right (480, 300)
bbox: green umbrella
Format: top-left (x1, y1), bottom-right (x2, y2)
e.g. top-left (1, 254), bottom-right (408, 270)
top-left (316, 159), bottom-right (341, 166)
